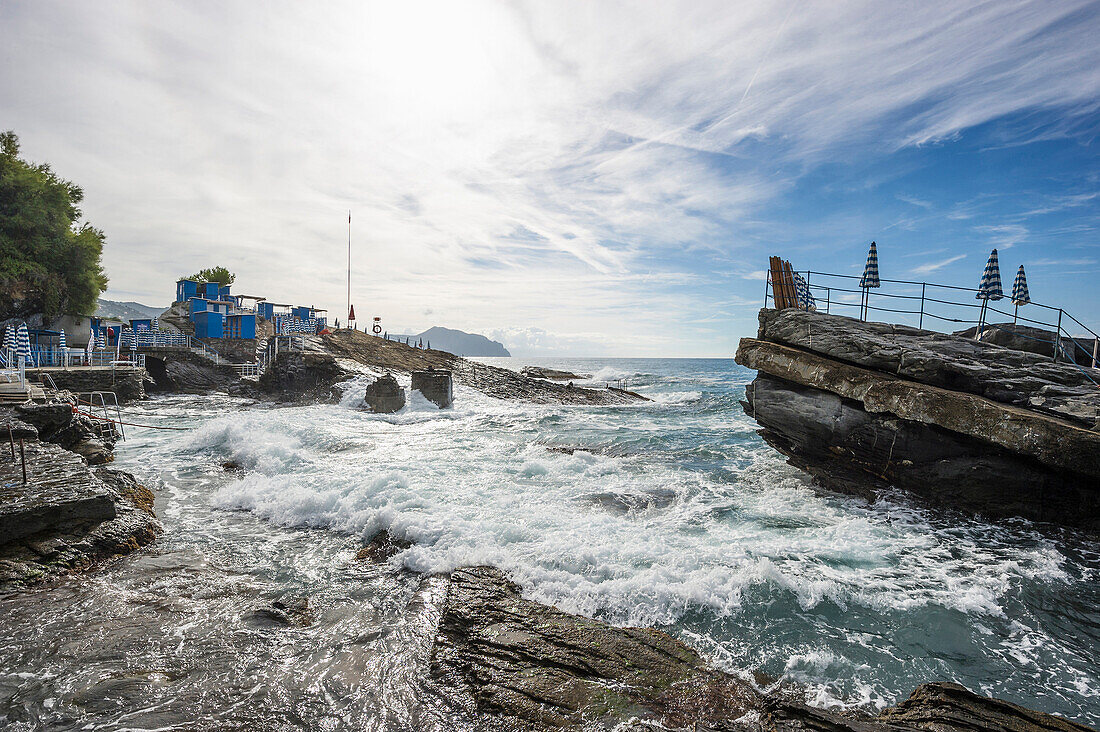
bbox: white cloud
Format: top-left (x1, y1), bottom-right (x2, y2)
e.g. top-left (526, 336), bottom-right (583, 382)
top-left (1, 1), bottom-right (1098, 353)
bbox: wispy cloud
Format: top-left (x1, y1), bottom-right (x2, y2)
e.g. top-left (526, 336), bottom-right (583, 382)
top-left (913, 254), bottom-right (966, 275)
top-left (974, 224), bottom-right (1029, 249)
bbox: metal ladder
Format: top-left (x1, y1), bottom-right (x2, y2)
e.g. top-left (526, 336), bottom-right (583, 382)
top-left (78, 391), bottom-right (125, 440)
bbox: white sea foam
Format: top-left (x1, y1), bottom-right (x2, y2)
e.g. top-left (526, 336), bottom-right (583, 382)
top-left (118, 361), bottom-right (1099, 721)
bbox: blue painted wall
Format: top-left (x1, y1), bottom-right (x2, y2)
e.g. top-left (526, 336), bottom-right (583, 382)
top-left (176, 279), bottom-right (199, 303)
top-left (193, 310), bottom-right (224, 338)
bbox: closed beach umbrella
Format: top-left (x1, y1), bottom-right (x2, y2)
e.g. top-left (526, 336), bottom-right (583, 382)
top-left (1011, 264), bottom-right (1030, 325)
top-left (793, 272), bottom-right (817, 311)
top-left (976, 248), bottom-right (1004, 334)
top-left (15, 322), bottom-right (32, 366)
top-left (58, 329), bottom-right (67, 367)
top-left (859, 241), bottom-right (880, 321)
top-left (2, 324), bottom-right (14, 364)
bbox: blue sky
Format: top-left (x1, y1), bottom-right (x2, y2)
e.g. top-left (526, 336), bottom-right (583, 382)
top-left (2, 0), bottom-right (1099, 356)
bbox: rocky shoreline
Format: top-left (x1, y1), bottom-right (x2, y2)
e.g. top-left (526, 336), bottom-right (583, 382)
top-left (0, 406), bottom-right (161, 589)
top-left (3, 334), bottom-right (1096, 730)
top-left (348, 536), bottom-right (1094, 732)
top-left (735, 308), bottom-right (1100, 531)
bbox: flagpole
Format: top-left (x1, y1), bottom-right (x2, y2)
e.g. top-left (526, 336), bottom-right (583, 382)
top-left (347, 210), bottom-right (351, 330)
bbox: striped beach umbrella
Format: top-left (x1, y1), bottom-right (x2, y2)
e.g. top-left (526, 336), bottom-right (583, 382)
top-left (57, 329), bottom-right (67, 367)
top-left (976, 249), bottom-right (1004, 301)
top-left (15, 322), bottom-right (32, 366)
top-left (1011, 264), bottom-right (1030, 325)
top-left (859, 241), bottom-right (880, 320)
top-left (793, 272), bottom-right (816, 311)
top-left (2, 324), bottom-right (14, 361)
top-left (1011, 265), bottom-right (1029, 306)
top-left (976, 248), bottom-right (1003, 334)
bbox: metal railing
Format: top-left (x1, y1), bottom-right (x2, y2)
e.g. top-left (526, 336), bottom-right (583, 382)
top-left (765, 269), bottom-right (1100, 370)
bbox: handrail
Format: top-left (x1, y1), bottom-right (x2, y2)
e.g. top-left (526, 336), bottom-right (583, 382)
top-left (766, 268), bottom-right (1100, 369)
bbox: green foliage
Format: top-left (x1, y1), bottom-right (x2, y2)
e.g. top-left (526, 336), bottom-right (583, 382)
top-left (186, 266), bottom-right (236, 286)
top-left (0, 131), bottom-right (108, 318)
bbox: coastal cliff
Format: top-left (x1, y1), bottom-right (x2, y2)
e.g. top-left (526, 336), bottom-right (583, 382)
top-left (735, 309), bottom-right (1100, 530)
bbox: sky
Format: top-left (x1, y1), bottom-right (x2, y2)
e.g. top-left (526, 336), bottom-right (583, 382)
top-left (2, 0), bottom-right (1099, 357)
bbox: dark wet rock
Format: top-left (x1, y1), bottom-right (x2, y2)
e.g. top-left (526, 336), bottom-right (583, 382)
top-left (876, 682), bottom-right (1095, 732)
top-left (736, 310), bottom-right (1100, 530)
top-left (221, 460), bottom-right (244, 472)
top-left (744, 375), bottom-right (1098, 526)
top-left (430, 566), bottom-right (761, 730)
top-left (0, 413), bottom-right (38, 440)
top-left (257, 350), bottom-right (348, 403)
top-left (521, 366), bottom-right (591, 381)
top-left (362, 374), bottom-right (406, 413)
top-left (430, 568), bottom-right (1097, 732)
top-left (0, 451), bottom-right (161, 589)
top-left (356, 530), bottom-right (413, 563)
top-left (13, 401), bottom-right (118, 464)
top-left (411, 369), bottom-right (453, 409)
top-left (0, 440), bottom-right (116, 544)
top-left (144, 351), bottom-right (242, 394)
top-left (583, 487), bottom-right (678, 514)
top-left (249, 594), bottom-right (313, 626)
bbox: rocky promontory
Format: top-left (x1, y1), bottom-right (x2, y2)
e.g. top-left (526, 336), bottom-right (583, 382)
top-left (735, 309), bottom-right (1100, 530)
top-left (258, 330), bottom-right (647, 405)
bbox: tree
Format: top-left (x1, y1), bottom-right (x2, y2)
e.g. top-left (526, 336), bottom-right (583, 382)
top-left (0, 131), bottom-right (108, 319)
top-left (186, 266), bottom-right (236, 286)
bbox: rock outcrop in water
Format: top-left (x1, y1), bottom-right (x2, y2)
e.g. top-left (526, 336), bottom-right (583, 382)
top-left (428, 565), bottom-right (1096, 731)
top-left (735, 309), bottom-right (1100, 530)
top-left (520, 366), bottom-right (591, 381)
top-left (362, 374), bottom-right (406, 413)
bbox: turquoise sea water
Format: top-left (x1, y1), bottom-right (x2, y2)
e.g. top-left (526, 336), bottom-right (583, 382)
top-left (1, 357), bottom-right (1097, 729)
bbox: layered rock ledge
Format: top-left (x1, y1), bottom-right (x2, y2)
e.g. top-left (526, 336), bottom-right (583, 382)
top-left (734, 309), bottom-right (1100, 530)
top-left (427, 566), bottom-right (1095, 731)
top-left (0, 438), bottom-right (161, 588)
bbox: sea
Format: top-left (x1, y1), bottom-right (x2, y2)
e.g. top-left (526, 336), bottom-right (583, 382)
top-left (1, 357), bottom-right (1097, 730)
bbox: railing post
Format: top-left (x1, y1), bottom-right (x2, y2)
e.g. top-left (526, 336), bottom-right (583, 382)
top-left (1092, 338), bottom-right (1098, 369)
top-left (919, 283), bottom-right (926, 330)
top-left (1053, 309), bottom-right (1063, 362)
top-left (825, 287), bottom-right (831, 314)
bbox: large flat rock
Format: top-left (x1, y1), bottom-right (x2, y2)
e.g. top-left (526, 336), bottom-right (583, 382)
top-left (0, 440), bottom-right (116, 544)
top-left (430, 566), bottom-right (758, 729)
top-left (737, 337), bottom-right (1100, 480)
top-left (757, 309), bottom-right (1100, 428)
